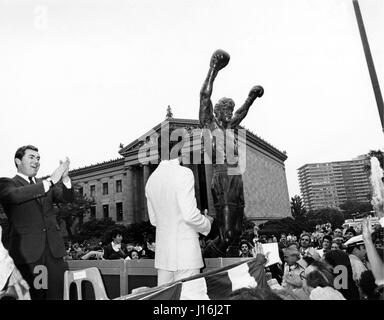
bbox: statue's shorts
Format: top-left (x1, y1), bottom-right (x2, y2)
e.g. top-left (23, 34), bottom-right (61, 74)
top-left (211, 169), bottom-right (244, 209)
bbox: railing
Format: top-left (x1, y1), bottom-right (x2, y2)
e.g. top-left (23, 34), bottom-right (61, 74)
top-left (66, 257), bottom-right (250, 299)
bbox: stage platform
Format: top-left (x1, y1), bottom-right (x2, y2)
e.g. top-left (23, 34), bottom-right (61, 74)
top-left (66, 258), bottom-right (251, 299)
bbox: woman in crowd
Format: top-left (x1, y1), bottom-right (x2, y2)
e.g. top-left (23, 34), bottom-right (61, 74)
top-left (128, 249), bottom-right (141, 260)
top-left (344, 227), bottom-right (357, 241)
top-left (239, 240), bottom-right (254, 258)
top-left (103, 230), bottom-right (128, 260)
top-left (330, 240), bottom-right (342, 251)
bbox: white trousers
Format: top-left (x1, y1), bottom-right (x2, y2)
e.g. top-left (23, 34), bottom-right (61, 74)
top-left (157, 268), bottom-right (200, 286)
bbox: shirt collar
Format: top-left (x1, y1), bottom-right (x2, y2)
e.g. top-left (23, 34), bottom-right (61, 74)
top-left (16, 172), bottom-right (35, 183)
top-left (160, 158), bottom-right (180, 165)
top-left (111, 241), bottom-right (121, 252)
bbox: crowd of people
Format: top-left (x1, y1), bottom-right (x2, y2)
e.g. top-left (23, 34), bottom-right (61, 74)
top-left (1, 144), bottom-right (383, 300)
top-left (63, 218), bottom-right (384, 300)
top-left (232, 219), bottom-right (384, 300)
top-left (64, 230), bottom-right (156, 261)
top-left (66, 216), bottom-right (384, 300)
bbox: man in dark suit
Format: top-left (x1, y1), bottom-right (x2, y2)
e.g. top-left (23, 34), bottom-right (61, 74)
top-left (0, 145), bottom-right (74, 300)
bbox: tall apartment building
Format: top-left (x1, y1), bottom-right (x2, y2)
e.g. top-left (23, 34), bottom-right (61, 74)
top-left (298, 156), bottom-right (371, 211)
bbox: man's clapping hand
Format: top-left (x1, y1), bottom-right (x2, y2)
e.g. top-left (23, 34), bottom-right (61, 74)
top-left (50, 157), bottom-right (70, 184)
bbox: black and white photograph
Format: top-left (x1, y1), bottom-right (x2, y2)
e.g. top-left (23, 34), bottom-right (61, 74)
top-left (0, 0), bottom-right (383, 306)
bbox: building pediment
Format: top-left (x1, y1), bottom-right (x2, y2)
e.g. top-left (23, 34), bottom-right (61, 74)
top-left (119, 118), bottom-right (287, 164)
top-left (118, 118), bottom-right (201, 155)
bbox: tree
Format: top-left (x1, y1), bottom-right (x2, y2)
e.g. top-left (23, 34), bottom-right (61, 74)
top-left (75, 217), bottom-right (117, 244)
top-left (306, 207), bottom-right (345, 229)
top-left (74, 218), bottom-right (157, 246)
top-left (259, 217), bottom-right (310, 237)
top-left (339, 200), bottom-right (373, 219)
top-left (123, 221), bottom-right (156, 245)
top-left (259, 206), bottom-right (345, 237)
top-left (55, 184), bottom-right (95, 240)
top-left (290, 195), bottom-right (307, 220)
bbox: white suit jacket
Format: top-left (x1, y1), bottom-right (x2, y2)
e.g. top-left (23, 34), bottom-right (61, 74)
top-left (145, 159), bottom-right (211, 271)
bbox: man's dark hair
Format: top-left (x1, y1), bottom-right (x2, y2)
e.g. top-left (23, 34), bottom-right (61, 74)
top-left (110, 229), bottom-right (123, 240)
top-left (306, 261), bottom-right (334, 288)
top-left (214, 97), bottom-right (235, 118)
top-left (322, 235), bottom-right (333, 243)
top-left (158, 135), bottom-right (187, 161)
top-left (345, 228), bottom-right (357, 237)
top-left (128, 249), bottom-right (141, 259)
top-left (239, 239), bottom-right (253, 249)
top-left (14, 145), bottom-right (38, 168)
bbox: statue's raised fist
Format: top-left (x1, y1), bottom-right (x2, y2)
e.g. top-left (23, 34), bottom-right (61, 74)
top-left (249, 86), bottom-right (264, 99)
top-left (210, 49), bottom-right (230, 71)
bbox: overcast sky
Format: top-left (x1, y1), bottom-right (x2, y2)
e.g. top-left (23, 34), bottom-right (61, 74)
top-left (0, 0), bottom-right (383, 199)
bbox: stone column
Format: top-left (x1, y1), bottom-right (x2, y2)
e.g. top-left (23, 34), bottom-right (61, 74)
top-left (142, 164), bottom-right (151, 221)
top-left (124, 166), bottom-right (134, 223)
top-left (132, 166), bottom-right (140, 223)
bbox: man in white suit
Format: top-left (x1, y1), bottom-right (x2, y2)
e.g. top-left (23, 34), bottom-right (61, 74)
top-left (145, 154), bottom-right (213, 286)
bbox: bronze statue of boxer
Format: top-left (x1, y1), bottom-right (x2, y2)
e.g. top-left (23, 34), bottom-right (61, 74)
top-left (199, 49), bottom-right (263, 257)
